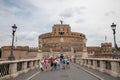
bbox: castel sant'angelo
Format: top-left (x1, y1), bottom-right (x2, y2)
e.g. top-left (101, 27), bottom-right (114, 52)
top-left (1, 22), bottom-right (114, 60)
top-left (38, 21), bottom-right (88, 58)
top-left (38, 21), bottom-right (113, 58)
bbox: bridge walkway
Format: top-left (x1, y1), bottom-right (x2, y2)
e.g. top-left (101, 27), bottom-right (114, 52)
top-left (14, 63), bottom-right (120, 80)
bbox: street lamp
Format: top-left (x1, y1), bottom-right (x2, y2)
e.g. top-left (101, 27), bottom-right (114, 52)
top-left (8, 24), bottom-right (17, 60)
top-left (111, 23), bottom-right (119, 59)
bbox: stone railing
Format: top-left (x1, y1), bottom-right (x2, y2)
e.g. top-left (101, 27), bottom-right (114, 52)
top-left (77, 58), bottom-right (120, 77)
top-left (0, 58), bottom-right (40, 80)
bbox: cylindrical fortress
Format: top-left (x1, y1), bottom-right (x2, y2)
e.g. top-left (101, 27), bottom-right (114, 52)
top-left (38, 23), bottom-right (87, 52)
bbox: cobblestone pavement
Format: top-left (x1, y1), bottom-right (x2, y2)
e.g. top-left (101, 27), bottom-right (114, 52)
top-left (32, 64), bottom-right (99, 80)
top-left (13, 68), bottom-right (40, 80)
top-left (14, 63), bottom-right (120, 80)
top-left (75, 64), bottom-right (120, 80)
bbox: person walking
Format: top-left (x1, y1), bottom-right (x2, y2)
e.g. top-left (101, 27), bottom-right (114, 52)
top-left (53, 58), bottom-right (57, 70)
top-left (49, 57), bottom-right (54, 71)
top-left (56, 57), bottom-right (60, 69)
top-left (39, 60), bottom-right (44, 71)
top-left (44, 58), bottom-right (49, 71)
top-left (66, 57), bottom-right (70, 69)
top-left (62, 58), bottom-right (67, 69)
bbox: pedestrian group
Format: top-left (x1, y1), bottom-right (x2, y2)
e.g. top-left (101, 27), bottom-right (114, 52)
top-left (39, 56), bottom-right (70, 72)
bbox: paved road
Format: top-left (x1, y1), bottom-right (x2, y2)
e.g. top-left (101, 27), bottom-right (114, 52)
top-left (32, 64), bottom-right (99, 80)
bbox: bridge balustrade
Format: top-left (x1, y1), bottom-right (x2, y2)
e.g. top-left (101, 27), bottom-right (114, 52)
top-left (0, 59), bottom-right (39, 80)
top-left (79, 58), bottom-right (120, 77)
top-left (0, 63), bottom-right (9, 77)
top-left (17, 62), bottom-right (22, 71)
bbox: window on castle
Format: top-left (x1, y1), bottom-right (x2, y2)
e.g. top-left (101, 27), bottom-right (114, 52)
top-left (59, 32), bottom-right (64, 35)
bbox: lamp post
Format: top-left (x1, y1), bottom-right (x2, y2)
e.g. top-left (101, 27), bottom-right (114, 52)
top-left (111, 23), bottom-right (119, 59)
top-left (8, 24), bottom-right (17, 60)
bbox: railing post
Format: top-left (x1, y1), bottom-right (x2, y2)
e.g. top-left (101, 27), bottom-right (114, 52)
top-left (9, 63), bottom-right (18, 78)
top-left (92, 60), bottom-right (97, 69)
top-left (88, 60), bottom-right (91, 68)
top-left (78, 59), bottom-right (80, 65)
top-left (111, 61), bottom-right (120, 77)
top-left (76, 58), bottom-right (120, 77)
top-left (29, 61), bottom-right (34, 69)
top-left (80, 59), bottom-right (84, 66)
top-left (84, 59), bottom-right (88, 66)
top-left (100, 60), bottom-right (105, 72)
top-left (35, 60), bottom-right (39, 68)
top-left (22, 62), bottom-right (28, 73)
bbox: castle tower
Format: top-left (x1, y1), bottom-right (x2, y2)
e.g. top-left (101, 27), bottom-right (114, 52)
top-left (38, 23), bottom-right (87, 58)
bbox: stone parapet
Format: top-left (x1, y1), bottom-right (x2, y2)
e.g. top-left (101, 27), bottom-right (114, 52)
top-left (1, 46), bottom-right (29, 51)
top-left (1, 46), bottom-right (38, 60)
top-left (78, 58), bottom-right (120, 77)
top-left (0, 59), bottom-right (39, 79)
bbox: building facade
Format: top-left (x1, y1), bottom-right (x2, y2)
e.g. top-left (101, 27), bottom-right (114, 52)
top-left (38, 23), bottom-right (87, 58)
top-left (1, 46), bottom-right (38, 60)
top-left (87, 42), bottom-right (113, 58)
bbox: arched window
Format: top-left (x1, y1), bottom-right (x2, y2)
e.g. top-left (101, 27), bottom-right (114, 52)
top-left (59, 32), bottom-right (64, 35)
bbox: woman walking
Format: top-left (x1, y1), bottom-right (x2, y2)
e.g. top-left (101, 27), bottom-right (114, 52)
top-left (39, 60), bottom-right (44, 71)
top-left (44, 58), bottom-right (49, 71)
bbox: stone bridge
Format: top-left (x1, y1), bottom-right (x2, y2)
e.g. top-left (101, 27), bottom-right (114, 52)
top-left (0, 58), bottom-right (120, 80)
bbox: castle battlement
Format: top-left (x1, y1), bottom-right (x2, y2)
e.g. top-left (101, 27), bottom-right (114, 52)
top-left (101, 42), bottom-right (112, 47)
top-left (1, 46), bottom-right (38, 60)
top-left (1, 46), bottom-right (29, 51)
top-left (53, 24), bottom-right (70, 26)
top-left (29, 47), bottom-right (38, 52)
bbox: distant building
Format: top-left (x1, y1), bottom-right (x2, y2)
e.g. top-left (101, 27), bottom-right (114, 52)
top-left (87, 42), bottom-right (113, 58)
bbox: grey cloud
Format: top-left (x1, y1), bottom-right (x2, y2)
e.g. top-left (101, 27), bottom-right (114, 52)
top-left (74, 6), bottom-right (86, 15)
top-left (60, 6), bottom-right (86, 18)
top-left (79, 6), bottom-right (86, 10)
top-left (0, 0), bottom-right (36, 19)
top-left (1, 0), bottom-right (35, 10)
top-left (75, 19), bottom-right (85, 23)
top-left (17, 31), bottom-right (39, 41)
top-left (105, 11), bottom-right (116, 16)
top-left (0, 31), bottom-right (11, 38)
top-left (60, 8), bottom-right (74, 18)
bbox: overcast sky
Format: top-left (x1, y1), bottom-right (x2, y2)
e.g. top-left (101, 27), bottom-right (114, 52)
top-left (0, 0), bottom-right (120, 47)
